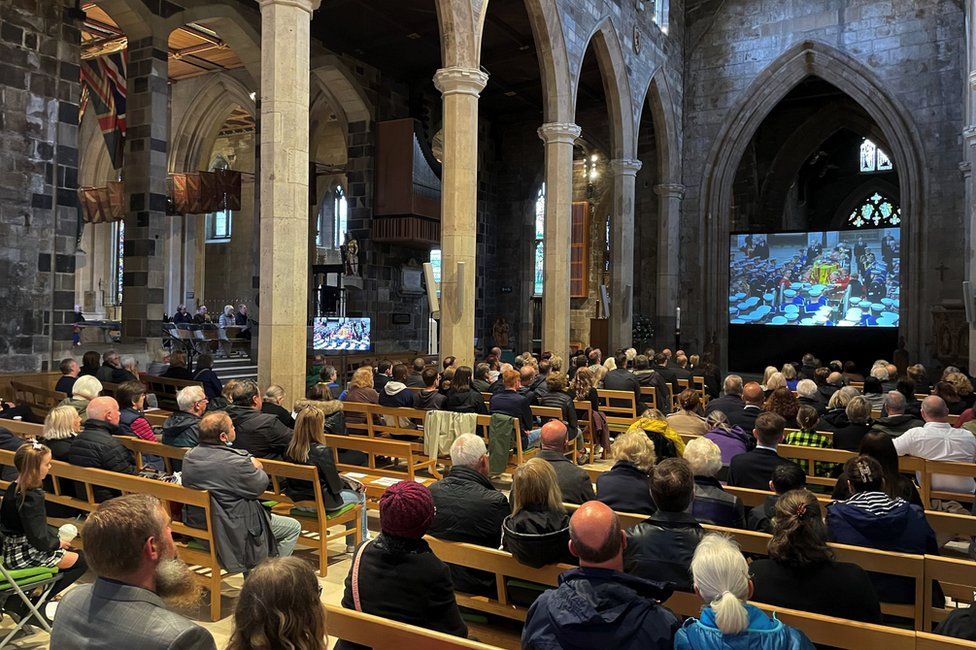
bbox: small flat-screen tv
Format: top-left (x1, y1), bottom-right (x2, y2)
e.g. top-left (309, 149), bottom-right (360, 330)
top-left (729, 227), bottom-right (900, 328)
top-left (313, 317), bottom-right (371, 351)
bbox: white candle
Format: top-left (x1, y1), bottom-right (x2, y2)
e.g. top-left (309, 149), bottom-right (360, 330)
top-left (676, 306), bottom-right (681, 330)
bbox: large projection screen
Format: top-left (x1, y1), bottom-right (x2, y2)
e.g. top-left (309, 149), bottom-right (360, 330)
top-left (729, 228), bottom-right (900, 328)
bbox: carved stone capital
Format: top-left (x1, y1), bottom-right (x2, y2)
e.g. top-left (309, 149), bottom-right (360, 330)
top-left (433, 67), bottom-right (489, 97)
top-left (256, 0), bottom-right (321, 14)
top-left (964, 126), bottom-right (976, 142)
top-left (537, 122), bottom-right (581, 145)
top-left (609, 158), bottom-right (642, 176)
top-left (960, 161), bottom-right (972, 178)
top-left (654, 183), bottom-right (686, 199)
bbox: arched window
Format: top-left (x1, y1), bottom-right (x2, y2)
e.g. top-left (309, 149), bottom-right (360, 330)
top-left (859, 138), bottom-right (893, 173)
top-left (205, 156), bottom-right (232, 243)
top-left (848, 191), bottom-right (901, 228)
top-left (654, 0), bottom-right (669, 33)
top-left (333, 185), bottom-right (348, 248)
top-left (534, 184), bottom-right (545, 296)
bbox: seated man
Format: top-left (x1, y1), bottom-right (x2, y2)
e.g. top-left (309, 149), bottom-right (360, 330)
top-left (222, 379), bottom-right (293, 459)
top-left (51, 494), bottom-right (216, 650)
top-left (894, 396), bottom-right (976, 504)
top-left (181, 412), bottom-right (301, 574)
top-left (472, 363), bottom-right (492, 393)
top-left (161, 385), bottom-right (207, 448)
top-left (704, 375), bottom-right (745, 418)
top-left (728, 412), bottom-right (800, 491)
top-left (871, 391), bottom-right (923, 437)
top-left (624, 458), bottom-right (704, 591)
top-left (519, 365), bottom-right (547, 402)
top-left (603, 352), bottom-right (644, 410)
top-left (631, 355), bottom-right (670, 411)
top-left (378, 363), bottom-right (420, 409)
top-left (795, 379), bottom-right (824, 415)
top-left (489, 369), bottom-right (541, 449)
top-left (539, 421), bottom-right (594, 504)
top-left (405, 357), bottom-right (427, 388)
top-left (55, 357), bottom-right (79, 395)
top-left (68, 397), bottom-right (137, 502)
top-left (746, 462), bottom-right (807, 533)
top-left (522, 502), bottom-right (678, 649)
top-left (726, 382), bottom-right (764, 431)
top-left (417, 367), bottom-right (446, 410)
top-left (428, 434), bottom-right (510, 595)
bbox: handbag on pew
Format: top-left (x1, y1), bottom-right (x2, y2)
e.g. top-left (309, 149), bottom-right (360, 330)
top-left (340, 475), bottom-right (366, 495)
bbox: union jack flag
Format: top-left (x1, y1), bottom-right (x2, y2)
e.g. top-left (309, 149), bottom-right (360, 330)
top-left (80, 51), bottom-right (127, 169)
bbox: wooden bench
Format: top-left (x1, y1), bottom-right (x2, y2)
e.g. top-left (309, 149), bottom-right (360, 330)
top-left (923, 553), bottom-right (976, 629)
top-left (141, 375), bottom-right (203, 411)
top-left (0, 449), bottom-right (226, 621)
top-left (597, 389), bottom-right (637, 419)
top-left (531, 405), bottom-right (577, 463)
top-left (640, 386), bottom-right (659, 411)
top-left (918, 458), bottom-right (976, 505)
top-left (917, 631), bottom-right (976, 649)
top-left (10, 381), bottom-right (67, 420)
top-left (475, 413), bottom-right (534, 468)
top-left (326, 433), bottom-right (439, 482)
top-left (324, 604), bottom-right (503, 650)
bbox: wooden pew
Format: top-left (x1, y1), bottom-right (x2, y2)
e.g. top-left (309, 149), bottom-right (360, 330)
top-left (918, 458), bottom-right (976, 505)
top-left (917, 631), bottom-right (976, 649)
top-left (574, 399), bottom-right (600, 460)
top-left (0, 419), bottom-right (43, 439)
top-left (531, 405), bottom-right (577, 463)
top-left (141, 375), bottom-right (202, 411)
top-left (10, 381), bottom-right (67, 419)
top-left (757, 603), bottom-right (917, 650)
top-left (0, 449), bottom-right (226, 621)
top-left (923, 554), bottom-right (976, 629)
top-left (324, 604), bottom-right (504, 650)
top-left (640, 386), bottom-right (659, 411)
top-left (597, 389), bottom-right (637, 419)
top-left (356, 473), bottom-right (436, 510)
top-left (0, 371), bottom-right (60, 401)
top-left (326, 433), bottom-right (439, 482)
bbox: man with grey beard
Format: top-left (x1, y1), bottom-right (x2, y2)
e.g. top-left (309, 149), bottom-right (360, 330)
top-left (51, 493), bottom-right (215, 649)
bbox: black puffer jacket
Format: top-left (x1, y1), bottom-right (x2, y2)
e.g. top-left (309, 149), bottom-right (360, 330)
top-left (284, 442), bottom-right (344, 510)
top-left (428, 465), bottom-right (509, 595)
top-left (224, 404), bottom-right (293, 459)
top-left (67, 419), bottom-right (136, 502)
top-left (161, 411), bottom-right (201, 448)
top-left (623, 511), bottom-right (704, 592)
top-left (501, 508), bottom-right (574, 568)
top-left (537, 391), bottom-right (579, 440)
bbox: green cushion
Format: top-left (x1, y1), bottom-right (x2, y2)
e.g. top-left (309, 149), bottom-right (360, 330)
top-left (325, 503), bottom-right (357, 519)
top-left (186, 539), bottom-right (208, 551)
top-left (0, 566), bottom-right (59, 592)
top-left (261, 500), bottom-right (279, 508)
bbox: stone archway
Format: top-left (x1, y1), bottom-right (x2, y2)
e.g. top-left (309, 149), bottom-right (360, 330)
top-left (161, 3), bottom-right (262, 88)
top-left (699, 40), bottom-right (926, 365)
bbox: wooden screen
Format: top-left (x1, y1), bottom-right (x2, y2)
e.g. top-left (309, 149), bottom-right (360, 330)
top-left (571, 201), bottom-right (589, 298)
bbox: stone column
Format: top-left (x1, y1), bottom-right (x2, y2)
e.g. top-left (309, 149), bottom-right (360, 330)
top-left (256, 0), bottom-right (318, 407)
top-left (538, 123), bottom-right (581, 356)
top-left (434, 67), bottom-right (488, 368)
top-left (967, 1), bottom-right (976, 374)
top-left (121, 35), bottom-right (170, 340)
top-left (655, 183), bottom-right (685, 346)
top-left (608, 158), bottom-right (642, 350)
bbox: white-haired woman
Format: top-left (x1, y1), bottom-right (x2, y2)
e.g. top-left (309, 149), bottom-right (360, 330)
top-left (684, 437), bottom-right (744, 528)
top-left (675, 534), bottom-right (814, 649)
top-left (57, 375), bottom-right (102, 422)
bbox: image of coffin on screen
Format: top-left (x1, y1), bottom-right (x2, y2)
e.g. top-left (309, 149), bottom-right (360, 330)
top-left (729, 227), bottom-right (899, 327)
top-left (313, 317), bottom-right (372, 351)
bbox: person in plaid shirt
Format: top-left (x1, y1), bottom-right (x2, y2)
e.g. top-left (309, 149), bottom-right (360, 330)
top-left (784, 406), bottom-right (833, 477)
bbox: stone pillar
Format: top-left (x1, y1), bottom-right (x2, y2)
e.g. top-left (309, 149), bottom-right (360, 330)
top-left (256, 0), bottom-right (318, 407)
top-left (655, 183), bottom-right (685, 346)
top-left (966, 1), bottom-right (976, 374)
top-left (434, 67), bottom-right (488, 368)
top-left (121, 35), bottom-right (170, 340)
top-left (537, 123), bottom-right (581, 356)
top-left (608, 159), bottom-right (642, 350)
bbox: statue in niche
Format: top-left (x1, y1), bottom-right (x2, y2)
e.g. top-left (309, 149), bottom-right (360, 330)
top-left (342, 234), bottom-right (360, 277)
top-left (492, 316), bottom-right (510, 349)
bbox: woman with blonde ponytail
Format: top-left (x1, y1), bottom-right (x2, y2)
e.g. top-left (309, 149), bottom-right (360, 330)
top-left (675, 533), bottom-right (813, 649)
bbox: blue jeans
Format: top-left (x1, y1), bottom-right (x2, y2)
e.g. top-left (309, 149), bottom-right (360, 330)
top-left (328, 489), bottom-right (368, 545)
top-left (525, 428), bottom-right (542, 449)
top-left (270, 514), bottom-right (301, 557)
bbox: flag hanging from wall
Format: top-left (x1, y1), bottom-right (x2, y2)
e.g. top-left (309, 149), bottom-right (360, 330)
top-left (80, 51), bottom-right (127, 170)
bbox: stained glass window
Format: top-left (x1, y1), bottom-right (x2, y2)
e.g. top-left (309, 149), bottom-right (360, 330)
top-left (334, 186), bottom-right (348, 248)
top-left (112, 220), bottom-right (124, 305)
top-left (859, 139), bottom-right (894, 173)
top-left (534, 184), bottom-right (545, 296)
top-left (848, 192), bottom-right (901, 228)
top-left (430, 248), bottom-right (441, 284)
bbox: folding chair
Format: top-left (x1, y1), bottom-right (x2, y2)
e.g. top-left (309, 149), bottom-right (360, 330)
top-left (0, 561), bottom-right (59, 646)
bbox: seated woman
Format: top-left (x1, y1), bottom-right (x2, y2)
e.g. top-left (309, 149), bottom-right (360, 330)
top-left (261, 384), bottom-right (295, 429)
top-left (945, 371), bottom-right (976, 410)
top-left (626, 409), bottom-right (685, 460)
top-left (0, 443), bottom-right (87, 623)
top-left (827, 454), bottom-right (940, 606)
top-left (299, 384), bottom-right (366, 467)
top-left (763, 371), bottom-right (788, 398)
top-left (39, 405), bottom-right (81, 462)
top-left (831, 395), bottom-right (873, 451)
top-left (443, 366), bottom-right (488, 415)
top-left (935, 380), bottom-right (967, 415)
top-left (832, 432), bottom-right (922, 505)
top-left (684, 437), bottom-right (745, 528)
top-left (160, 350), bottom-right (193, 381)
top-left (115, 381), bottom-right (157, 442)
top-left (702, 411), bottom-right (754, 471)
top-left (784, 405), bottom-right (833, 477)
top-left (537, 372), bottom-right (579, 441)
top-left (79, 350), bottom-right (100, 378)
top-left (596, 430), bottom-right (656, 515)
top-left (338, 481), bottom-right (467, 650)
top-left (56, 375), bottom-right (101, 422)
top-left (763, 387), bottom-right (800, 430)
top-left (284, 407), bottom-right (368, 553)
top-left (667, 390), bottom-right (709, 437)
top-left (227, 556), bottom-right (327, 650)
top-left (501, 457), bottom-right (573, 568)
top-left (675, 533), bottom-right (814, 650)
top-left (820, 386), bottom-right (859, 430)
top-left (340, 366), bottom-right (380, 427)
top-left (750, 489), bottom-right (882, 623)
top-left (192, 354), bottom-right (223, 401)
top-left (862, 376), bottom-right (886, 410)
top-left (781, 363), bottom-right (799, 392)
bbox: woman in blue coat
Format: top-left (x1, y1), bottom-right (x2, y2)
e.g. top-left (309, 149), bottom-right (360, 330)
top-left (676, 533), bottom-right (813, 650)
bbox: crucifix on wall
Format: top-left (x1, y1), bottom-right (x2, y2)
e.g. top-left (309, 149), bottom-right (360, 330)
top-left (935, 263), bottom-right (949, 283)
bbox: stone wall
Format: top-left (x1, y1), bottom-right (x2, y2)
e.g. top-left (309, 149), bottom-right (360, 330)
top-left (681, 0), bottom-right (965, 366)
top-left (0, 0), bottom-right (81, 371)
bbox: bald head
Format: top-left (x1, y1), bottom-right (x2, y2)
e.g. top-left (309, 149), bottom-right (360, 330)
top-left (921, 395), bottom-right (950, 422)
top-left (827, 372), bottom-right (844, 386)
top-left (886, 363), bottom-right (898, 378)
top-left (540, 420), bottom-right (568, 451)
top-left (86, 396), bottom-right (120, 425)
top-left (569, 501), bottom-right (624, 568)
top-left (742, 382), bottom-right (764, 406)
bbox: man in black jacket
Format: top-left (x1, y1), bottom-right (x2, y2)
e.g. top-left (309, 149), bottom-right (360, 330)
top-left (539, 421), bottom-right (595, 504)
top-left (704, 375), bottom-right (745, 418)
top-left (519, 365), bottom-right (548, 402)
top-left (405, 357), bottom-right (427, 388)
top-left (604, 352), bottom-right (646, 412)
top-left (631, 355), bottom-right (670, 411)
top-left (652, 353), bottom-right (679, 398)
top-left (489, 369), bottom-right (540, 449)
top-left (222, 380), bottom-right (293, 459)
top-left (623, 458), bottom-right (704, 591)
top-left (726, 382), bottom-right (764, 431)
top-left (428, 434), bottom-right (510, 595)
top-left (728, 412), bottom-right (800, 490)
top-left (746, 462), bottom-right (806, 533)
top-left (68, 397), bottom-right (136, 502)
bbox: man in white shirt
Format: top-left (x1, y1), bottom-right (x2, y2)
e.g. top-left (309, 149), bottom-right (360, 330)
top-left (893, 396), bottom-right (976, 499)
